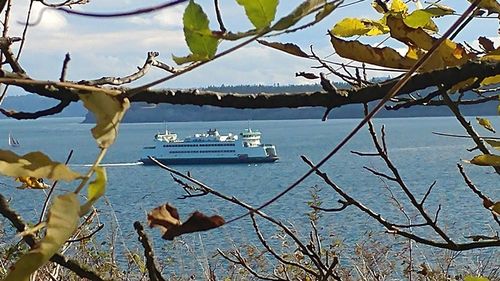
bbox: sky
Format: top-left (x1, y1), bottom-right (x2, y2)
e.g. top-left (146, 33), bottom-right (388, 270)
top-left (5, 0), bottom-right (500, 91)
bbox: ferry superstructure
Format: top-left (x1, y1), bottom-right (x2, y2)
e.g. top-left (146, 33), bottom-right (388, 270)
top-left (141, 128), bottom-right (279, 165)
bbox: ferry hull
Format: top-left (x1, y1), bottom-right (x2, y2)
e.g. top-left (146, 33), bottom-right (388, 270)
top-left (141, 156), bottom-right (278, 165)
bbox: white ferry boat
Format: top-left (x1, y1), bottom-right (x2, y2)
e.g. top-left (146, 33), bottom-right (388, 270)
top-left (141, 128), bottom-right (279, 165)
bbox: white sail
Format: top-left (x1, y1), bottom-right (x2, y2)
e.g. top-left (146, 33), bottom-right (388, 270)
top-left (8, 133), bottom-right (19, 147)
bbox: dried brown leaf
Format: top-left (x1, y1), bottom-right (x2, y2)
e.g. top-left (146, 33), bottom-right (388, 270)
top-left (147, 203), bottom-right (224, 240)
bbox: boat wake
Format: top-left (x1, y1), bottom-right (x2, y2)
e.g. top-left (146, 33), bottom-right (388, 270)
top-left (70, 162), bottom-right (144, 167)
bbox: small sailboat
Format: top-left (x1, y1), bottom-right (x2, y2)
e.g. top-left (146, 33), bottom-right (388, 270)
top-left (8, 133), bottom-right (20, 147)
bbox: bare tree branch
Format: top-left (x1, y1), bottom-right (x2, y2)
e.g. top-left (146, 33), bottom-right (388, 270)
top-left (0, 99), bottom-right (71, 119)
top-left (133, 221), bottom-right (165, 281)
top-left (0, 61), bottom-right (497, 111)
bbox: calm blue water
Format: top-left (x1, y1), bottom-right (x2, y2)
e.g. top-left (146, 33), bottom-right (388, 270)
top-left (1, 117), bottom-right (498, 275)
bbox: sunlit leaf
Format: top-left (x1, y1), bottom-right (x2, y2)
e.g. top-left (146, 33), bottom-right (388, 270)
top-left (147, 203), bottom-right (224, 240)
top-left (236, 0), bottom-right (278, 29)
top-left (174, 0), bottom-right (219, 65)
top-left (476, 117), bottom-right (496, 133)
top-left (480, 75), bottom-right (500, 87)
top-left (0, 150), bottom-right (82, 181)
top-left (390, 0), bottom-right (408, 13)
top-left (403, 10), bottom-right (438, 31)
top-left (478, 36), bottom-right (496, 52)
top-left (273, 0), bottom-right (326, 31)
top-left (485, 139), bottom-right (500, 150)
top-left (387, 16), bottom-right (470, 71)
top-left (79, 167), bottom-right (107, 216)
top-left (4, 193), bottom-right (80, 281)
top-left (470, 0), bottom-right (500, 14)
top-left (78, 92), bottom-right (130, 148)
top-left (330, 35), bottom-right (416, 69)
top-left (258, 40), bottom-right (309, 58)
top-left (403, 6), bottom-right (454, 31)
top-left (15, 176), bottom-right (50, 189)
top-left (468, 154), bottom-right (500, 167)
top-left (464, 275), bottom-right (490, 281)
top-left (481, 48), bottom-right (500, 62)
top-left (331, 18), bottom-right (387, 37)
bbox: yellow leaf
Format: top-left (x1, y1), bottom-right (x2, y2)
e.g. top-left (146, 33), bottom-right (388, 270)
top-left (331, 18), bottom-right (370, 37)
top-left (464, 275), bottom-right (490, 281)
top-left (387, 16), bottom-right (470, 71)
top-left (481, 48), bottom-right (500, 62)
top-left (485, 139), bottom-right (500, 150)
top-left (331, 18), bottom-right (388, 37)
top-left (481, 75), bottom-right (500, 87)
top-left (469, 154), bottom-right (500, 167)
top-left (4, 193), bottom-right (80, 281)
top-left (15, 176), bottom-right (50, 189)
top-left (476, 117), bottom-right (496, 133)
top-left (330, 35), bottom-right (416, 69)
top-left (390, 0), bottom-right (408, 13)
top-left (0, 150), bottom-right (82, 182)
top-left (79, 167), bottom-right (107, 216)
top-left (79, 92), bottom-right (130, 148)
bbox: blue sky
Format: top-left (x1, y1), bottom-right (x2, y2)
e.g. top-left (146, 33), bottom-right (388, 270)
top-left (7, 0), bottom-right (500, 91)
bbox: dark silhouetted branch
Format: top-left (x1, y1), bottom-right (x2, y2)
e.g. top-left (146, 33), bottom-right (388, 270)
top-left (0, 99), bottom-right (71, 119)
top-left (67, 223), bottom-right (104, 243)
top-left (59, 53), bottom-right (71, 82)
top-left (0, 36), bottom-right (26, 74)
top-left (301, 156), bottom-right (500, 251)
top-left (134, 221), bottom-right (165, 281)
top-left (0, 61), bottom-right (498, 111)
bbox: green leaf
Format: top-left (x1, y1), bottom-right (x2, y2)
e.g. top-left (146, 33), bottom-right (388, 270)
top-left (468, 154), bottom-right (500, 167)
top-left (272, 0), bottom-right (325, 31)
top-left (0, 150), bottom-right (82, 181)
top-left (464, 275), bottom-right (490, 281)
top-left (257, 40), bottom-right (309, 58)
top-left (403, 7), bottom-right (454, 31)
top-left (79, 167), bottom-right (107, 216)
top-left (4, 193), bottom-right (80, 281)
top-left (236, 0), bottom-right (278, 29)
top-left (78, 92), bottom-right (130, 148)
top-left (476, 117), bottom-right (496, 133)
top-left (174, 0), bottom-right (219, 65)
top-left (172, 53), bottom-right (210, 65)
